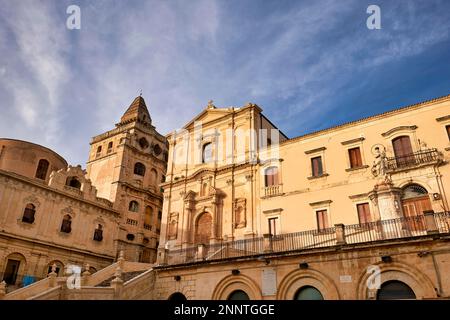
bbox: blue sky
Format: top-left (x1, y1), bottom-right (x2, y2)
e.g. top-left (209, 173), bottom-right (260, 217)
top-left (0, 0), bottom-right (449, 165)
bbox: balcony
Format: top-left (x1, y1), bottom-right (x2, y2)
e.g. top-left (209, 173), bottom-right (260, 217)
top-left (263, 185), bottom-right (282, 198)
top-left (143, 223), bottom-right (152, 230)
top-left (386, 148), bottom-right (442, 172)
top-left (126, 218), bottom-right (138, 226)
top-left (163, 211), bottom-right (450, 265)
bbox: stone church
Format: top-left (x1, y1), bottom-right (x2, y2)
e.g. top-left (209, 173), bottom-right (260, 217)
top-left (1, 93), bottom-right (450, 300)
top-left (0, 96), bottom-right (167, 292)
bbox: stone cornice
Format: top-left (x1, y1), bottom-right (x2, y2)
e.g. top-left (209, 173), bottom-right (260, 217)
top-left (0, 230), bottom-right (115, 260)
top-left (436, 115), bottom-right (450, 122)
top-left (381, 125), bottom-right (418, 137)
top-left (304, 147), bottom-right (326, 154)
top-left (309, 200), bottom-right (332, 207)
top-left (0, 169), bottom-right (120, 216)
top-left (282, 93), bottom-right (450, 146)
top-left (341, 137), bottom-right (365, 145)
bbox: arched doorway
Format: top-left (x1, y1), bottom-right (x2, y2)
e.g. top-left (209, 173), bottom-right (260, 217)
top-left (169, 292), bottom-right (187, 301)
top-left (377, 280), bottom-right (416, 300)
top-left (294, 286), bottom-right (324, 300)
top-left (228, 290), bottom-right (250, 300)
top-left (195, 212), bottom-right (212, 245)
top-left (401, 184), bottom-right (432, 231)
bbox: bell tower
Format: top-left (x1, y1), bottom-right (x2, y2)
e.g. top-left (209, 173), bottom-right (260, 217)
top-left (86, 96), bottom-right (168, 263)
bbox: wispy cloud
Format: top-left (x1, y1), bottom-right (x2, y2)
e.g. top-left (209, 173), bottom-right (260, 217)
top-left (0, 0), bottom-right (449, 165)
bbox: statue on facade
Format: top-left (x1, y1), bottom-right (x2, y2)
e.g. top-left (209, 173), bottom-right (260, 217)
top-left (371, 145), bottom-right (391, 183)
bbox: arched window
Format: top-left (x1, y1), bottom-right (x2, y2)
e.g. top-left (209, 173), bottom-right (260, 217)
top-left (264, 166), bottom-right (279, 187)
top-left (202, 143), bottom-right (213, 163)
top-left (134, 162), bottom-right (146, 176)
top-left (402, 184), bottom-right (428, 199)
top-left (228, 290), bottom-right (250, 300)
top-left (35, 159), bottom-right (49, 180)
top-left (294, 286), bottom-right (324, 300)
top-left (139, 137), bottom-right (149, 149)
top-left (96, 145), bottom-right (102, 158)
top-left (377, 280), bottom-right (416, 300)
top-left (46, 261), bottom-right (64, 276)
top-left (22, 203), bottom-right (36, 224)
top-left (66, 177), bottom-right (81, 189)
top-left (153, 144), bottom-right (162, 156)
top-left (60, 215), bottom-right (72, 233)
top-left (94, 224), bottom-right (103, 241)
top-left (129, 201), bottom-right (139, 212)
top-left (107, 141), bottom-right (113, 153)
top-left (144, 206), bottom-right (153, 226)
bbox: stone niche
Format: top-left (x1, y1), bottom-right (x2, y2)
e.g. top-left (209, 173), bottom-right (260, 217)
top-left (234, 198), bottom-right (247, 229)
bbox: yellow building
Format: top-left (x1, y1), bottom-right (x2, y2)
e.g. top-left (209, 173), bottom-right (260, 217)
top-left (1, 94), bottom-right (450, 300)
top-left (153, 94), bottom-right (450, 300)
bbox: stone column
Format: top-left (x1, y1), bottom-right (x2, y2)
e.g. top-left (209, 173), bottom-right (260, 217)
top-left (48, 263), bottom-right (58, 287)
top-left (210, 197), bottom-right (218, 242)
top-left (335, 224), bottom-right (346, 245)
top-left (183, 199), bottom-right (194, 245)
top-left (197, 244), bottom-right (206, 261)
top-left (0, 281), bottom-right (6, 299)
top-left (263, 233), bottom-right (273, 253)
top-left (81, 264), bottom-right (91, 287)
top-left (424, 210), bottom-right (438, 234)
top-left (368, 181), bottom-right (404, 237)
top-left (111, 266), bottom-right (124, 300)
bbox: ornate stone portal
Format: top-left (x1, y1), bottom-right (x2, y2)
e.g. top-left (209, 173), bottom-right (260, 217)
top-left (368, 181), bottom-right (403, 222)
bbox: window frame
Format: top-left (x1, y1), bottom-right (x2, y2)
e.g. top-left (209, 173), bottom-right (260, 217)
top-left (128, 200), bottom-right (140, 212)
top-left (316, 209), bottom-right (329, 231)
top-left (311, 156), bottom-right (324, 177)
top-left (348, 147), bottom-right (363, 168)
top-left (35, 159), bottom-right (50, 180)
top-left (356, 202), bottom-right (372, 225)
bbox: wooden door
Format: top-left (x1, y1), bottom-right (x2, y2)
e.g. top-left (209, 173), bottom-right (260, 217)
top-left (195, 212), bottom-right (212, 245)
top-left (392, 136), bottom-right (414, 167)
top-left (402, 196), bottom-right (432, 231)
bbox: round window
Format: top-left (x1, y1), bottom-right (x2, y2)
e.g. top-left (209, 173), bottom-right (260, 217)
top-left (126, 234), bottom-right (135, 241)
top-left (153, 144), bottom-right (162, 156)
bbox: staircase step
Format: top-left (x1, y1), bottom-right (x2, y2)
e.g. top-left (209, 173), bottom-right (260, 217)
top-left (95, 271), bottom-right (146, 287)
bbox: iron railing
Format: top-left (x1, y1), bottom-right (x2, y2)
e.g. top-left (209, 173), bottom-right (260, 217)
top-left (386, 148), bottom-right (441, 171)
top-left (164, 212), bottom-right (450, 265)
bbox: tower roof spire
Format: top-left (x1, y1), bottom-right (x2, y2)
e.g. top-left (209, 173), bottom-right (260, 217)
top-left (118, 95), bottom-right (152, 127)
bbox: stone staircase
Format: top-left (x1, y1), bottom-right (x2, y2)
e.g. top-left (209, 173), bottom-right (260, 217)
top-left (0, 252), bottom-right (156, 300)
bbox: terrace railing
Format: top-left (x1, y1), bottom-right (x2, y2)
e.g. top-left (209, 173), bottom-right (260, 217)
top-left (162, 211), bottom-right (450, 266)
top-left (386, 148), bottom-right (441, 171)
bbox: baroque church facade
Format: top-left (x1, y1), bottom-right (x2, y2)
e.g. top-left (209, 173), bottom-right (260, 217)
top-left (0, 96), bottom-right (167, 292)
top-left (1, 93), bottom-right (450, 300)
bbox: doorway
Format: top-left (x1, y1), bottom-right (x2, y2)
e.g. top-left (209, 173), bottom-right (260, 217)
top-left (3, 259), bottom-right (20, 285)
top-left (401, 184), bottom-right (432, 231)
top-left (377, 280), bottom-right (416, 300)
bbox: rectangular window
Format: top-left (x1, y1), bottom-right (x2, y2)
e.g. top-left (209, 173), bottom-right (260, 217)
top-left (268, 217), bottom-right (278, 236)
top-left (311, 156), bottom-right (323, 177)
top-left (357, 203), bottom-right (371, 224)
top-left (316, 210), bottom-right (328, 230)
top-left (348, 147), bottom-right (363, 168)
top-left (446, 125), bottom-right (450, 141)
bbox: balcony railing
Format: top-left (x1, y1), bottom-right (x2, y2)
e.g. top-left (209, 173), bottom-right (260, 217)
top-left (264, 185), bottom-right (282, 197)
top-left (126, 218), bottom-right (138, 226)
top-left (163, 211), bottom-right (450, 266)
top-left (386, 148), bottom-right (441, 171)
